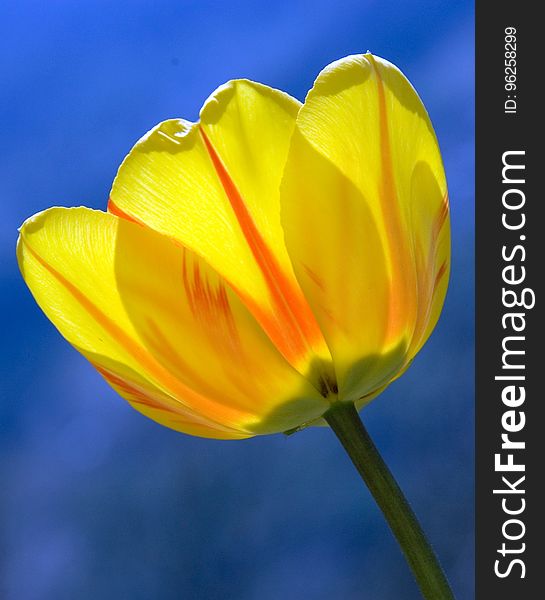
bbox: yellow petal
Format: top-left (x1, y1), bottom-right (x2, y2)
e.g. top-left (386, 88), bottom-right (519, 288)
top-left (281, 54), bottom-right (449, 402)
top-left (17, 207), bottom-right (328, 437)
top-left (109, 80), bottom-right (330, 376)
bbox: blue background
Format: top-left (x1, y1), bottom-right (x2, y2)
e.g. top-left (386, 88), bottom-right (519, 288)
top-left (0, 1), bottom-right (474, 598)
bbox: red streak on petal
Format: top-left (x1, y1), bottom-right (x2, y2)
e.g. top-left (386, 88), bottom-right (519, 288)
top-left (302, 263), bottom-right (326, 293)
top-left (94, 364), bottom-right (168, 411)
top-left (432, 193), bottom-right (449, 241)
top-left (434, 260), bottom-right (448, 289)
top-left (408, 193), bottom-right (449, 355)
top-left (429, 192), bottom-right (449, 293)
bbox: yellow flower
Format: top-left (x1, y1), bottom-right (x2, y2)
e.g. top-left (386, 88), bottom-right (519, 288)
top-left (17, 54), bottom-right (449, 439)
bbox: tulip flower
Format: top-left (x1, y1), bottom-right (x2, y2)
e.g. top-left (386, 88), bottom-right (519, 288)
top-left (18, 54), bottom-right (453, 599)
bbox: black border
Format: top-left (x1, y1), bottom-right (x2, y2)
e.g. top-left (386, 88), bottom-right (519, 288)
top-left (476, 2), bottom-right (542, 597)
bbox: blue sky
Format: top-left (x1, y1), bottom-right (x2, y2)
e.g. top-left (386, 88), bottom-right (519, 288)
top-left (1, 2), bottom-right (474, 598)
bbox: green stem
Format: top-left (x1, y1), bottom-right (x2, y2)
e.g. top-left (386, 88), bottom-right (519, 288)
top-left (324, 401), bottom-right (455, 600)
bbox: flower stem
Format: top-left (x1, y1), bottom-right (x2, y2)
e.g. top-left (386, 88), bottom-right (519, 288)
top-left (324, 401), bottom-right (455, 600)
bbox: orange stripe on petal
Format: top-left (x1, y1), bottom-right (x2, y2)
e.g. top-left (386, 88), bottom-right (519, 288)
top-left (198, 126), bottom-right (323, 366)
top-left (22, 238), bottom-right (250, 428)
top-left (108, 197), bottom-right (145, 226)
top-left (367, 55), bottom-right (416, 344)
top-left (95, 365), bottom-right (244, 435)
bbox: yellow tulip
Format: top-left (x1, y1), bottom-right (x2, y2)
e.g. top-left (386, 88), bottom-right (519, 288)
top-left (17, 53), bottom-right (449, 440)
